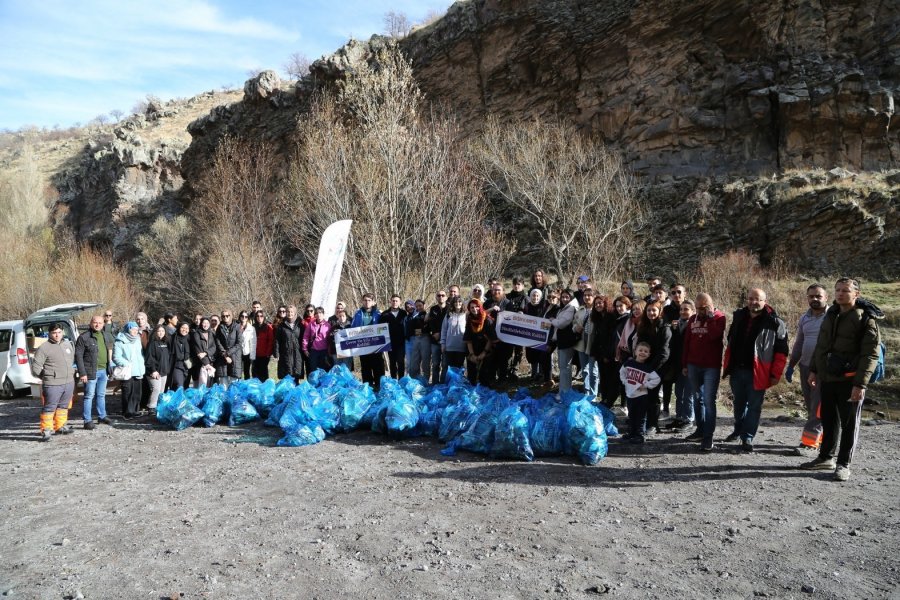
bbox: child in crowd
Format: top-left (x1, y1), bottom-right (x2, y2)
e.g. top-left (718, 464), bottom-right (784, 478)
top-left (620, 341), bottom-right (661, 444)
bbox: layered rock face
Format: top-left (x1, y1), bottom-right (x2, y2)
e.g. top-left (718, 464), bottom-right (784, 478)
top-left (67, 0), bottom-right (900, 276)
top-left (405, 0), bottom-right (899, 176)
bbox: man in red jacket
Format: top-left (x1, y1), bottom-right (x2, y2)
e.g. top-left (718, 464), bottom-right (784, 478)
top-left (682, 293), bottom-right (727, 452)
top-left (722, 288), bottom-right (789, 452)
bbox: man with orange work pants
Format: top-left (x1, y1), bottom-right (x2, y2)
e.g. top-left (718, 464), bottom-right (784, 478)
top-left (31, 322), bottom-right (77, 441)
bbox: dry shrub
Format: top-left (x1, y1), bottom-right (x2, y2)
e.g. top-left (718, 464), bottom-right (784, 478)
top-left (50, 246), bottom-right (142, 319)
top-left (676, 248), bottom-right (807, 333)
top-left (284, 44), bottom-right (514, 303)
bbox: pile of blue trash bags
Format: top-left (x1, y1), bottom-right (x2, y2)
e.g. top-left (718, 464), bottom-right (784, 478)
top-left (155, 365), bottom-right (618, 465)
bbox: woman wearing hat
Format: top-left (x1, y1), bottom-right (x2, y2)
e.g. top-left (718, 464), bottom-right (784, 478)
top-left (112, 321), bottom-right (146, 419)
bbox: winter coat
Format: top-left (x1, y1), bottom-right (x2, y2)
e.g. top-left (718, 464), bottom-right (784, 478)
top-left (682, 310), bottom-right (727, 369)
top-left (378, 309), bottom-right (407, 352)
top-left (405, 310), bottom-right (428, 340)
top-left (637, 317), bottom-right (672, 372)
top-left (550, 299), bottom-right (579, 349)
top-left (145, 338), bottom-right (172, 377)
top-left (31, 338), bottom-right (76, 385)
top-left (425, 304), bottom-right (447, 345)
top-left (303, 319), bottom-right (332, 353)
top-left (190, 329), bottom-right (216, 366)
top-left (723, 305), bottom-right (788, 390)
top-left (327, 314), bottom-right (352, 355)
top-left (214, 322), bottom-right (243, 379)
top-left (351, 307), bottom-right (381, 328)
top-left (573, 306), bottom-right (594, 354)
top-left (440, 312), bottom-right (467, 353)
top-left (171, 332), bottom-right (192, 374)
top-left (506, 290), bottom-right (528, 313)
top-left (275, 320), bottom-right (305, 377)
top-left (74, 329), bottom-right (114, 380)
top-left (241, 323), bottom-right (257, 360)
top-left (113, 332), bottom-right (146, 379)
top-left (811, 299), bottom-right (882, 388)
top-left (254, 323), bottom-right (275, 358)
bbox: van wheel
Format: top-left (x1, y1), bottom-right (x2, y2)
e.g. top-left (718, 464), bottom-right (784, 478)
top-left (0, 377), bottom-right (15, 399)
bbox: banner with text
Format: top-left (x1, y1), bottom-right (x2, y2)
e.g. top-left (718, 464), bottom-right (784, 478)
top-left (335, 323), bottom-right (392, 358)
top-left (310, 219), bottom-right (352, 318)
top-left (495, 311), bottom-right (551, 350)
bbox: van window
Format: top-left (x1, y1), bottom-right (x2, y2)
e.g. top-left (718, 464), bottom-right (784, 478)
top-left (0, 330), bottom-right (10, 352)
top-left (26, 322), bottom-right (75, 342)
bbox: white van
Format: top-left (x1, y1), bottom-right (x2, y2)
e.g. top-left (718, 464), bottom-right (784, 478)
top-left (0, 302), bottom-right (102, 398)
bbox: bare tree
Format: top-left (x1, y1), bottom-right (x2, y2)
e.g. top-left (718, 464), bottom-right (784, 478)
top-left (472, 116), bottom-right (645, 287)
top-left (284, 52), bottom-right (312, 80)
top-left (383, 10), bottom-right (411, 38)
top-left (135, 216), bottom-right (208, 313)
top-left (282, 44), bottom-right (513, 304)
top-left (190, 137), bottom-right (289, 311)
top-left (109, 109), bottom-right (124, 122)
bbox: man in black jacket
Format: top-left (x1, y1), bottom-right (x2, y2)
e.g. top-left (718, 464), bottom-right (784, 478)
top-left (215, 310), bottom-right (242, 386)
top-left (425, 290), bottom-right (448, 384)
top-left (484, 283), bottom-right (512, 384)
top-left (275, 305), bottom-right (305, 380)
top-left (379, 295), bottom-right (407, 379)
top-left (75, 315), bottom-right (115, 429)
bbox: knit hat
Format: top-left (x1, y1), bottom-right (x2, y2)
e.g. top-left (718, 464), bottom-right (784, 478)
top-left (125, 321), bottom-right (139, 331)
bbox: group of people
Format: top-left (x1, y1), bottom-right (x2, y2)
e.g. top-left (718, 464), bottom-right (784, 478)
top-left (31, 272), bottom-right (882, 482)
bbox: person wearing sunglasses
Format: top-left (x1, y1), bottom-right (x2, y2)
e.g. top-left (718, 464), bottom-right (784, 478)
top-left (102, 311), bottom-right (119, 336)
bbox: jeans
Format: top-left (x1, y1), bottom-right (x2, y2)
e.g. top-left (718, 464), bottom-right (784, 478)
top-left (730, 367), bottom-right (766, 442)
top-left (688, 364), bottom-right (721, 445)
top-left (557, 347), bottom-right (575, 394)
top-left (430, 343), bottom-right (443, 384)
top-left (408, 336), bottom-right (431, 380)
top-left (578, 351), bottom-right (599, 397)
top-left (674, 372), bottom-right (695, 423)
top-left (82, 369), bottom-right (109, 421)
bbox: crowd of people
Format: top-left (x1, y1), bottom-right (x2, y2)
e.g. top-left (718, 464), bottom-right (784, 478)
top-left (30, 271), bottom-right (882, 482)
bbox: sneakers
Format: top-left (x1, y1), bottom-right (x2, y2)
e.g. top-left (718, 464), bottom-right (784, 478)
top-left (700, 443), bottom-right (714, 452)
top-left (55, 425), bottom-right (74, 435)
top-left (99, 416), bottom-right (115, 425)
top-left (741, 440), bottom-right (754, 452)
top-left (613, 407), bottom-right (629, 417)
top-left (84, 420), bottom-right (96, 430)
top-left (628, 435), bottom-right (645, 445)
top-left (724, 432), bottom-right (740, 443)
top-left (793, 444), bottom-right (818, 457)
top-left (684, 430), bottom-right (704, 442)
top-left (800, 457), bottom-right (837, 471)
top-left (834, 465), bottom-right (851, 482)
top-left (40, 430), bottom-right (53, 442)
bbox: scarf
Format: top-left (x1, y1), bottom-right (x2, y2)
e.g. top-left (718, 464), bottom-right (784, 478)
top-left (466, 299), bottom-right (486, 333)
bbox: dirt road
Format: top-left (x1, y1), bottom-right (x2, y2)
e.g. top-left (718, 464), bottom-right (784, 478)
top-left (1, 393), bottom-right (898, 600)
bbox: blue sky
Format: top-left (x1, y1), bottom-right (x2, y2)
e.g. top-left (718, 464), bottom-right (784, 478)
top-left (0, 0), bottom-right (453, 130)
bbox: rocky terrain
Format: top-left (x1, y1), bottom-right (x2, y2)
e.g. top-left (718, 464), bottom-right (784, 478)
top-left (1, 391), bottom-right (898, 599)
top-left (8, 0), bottom-right (900, 274)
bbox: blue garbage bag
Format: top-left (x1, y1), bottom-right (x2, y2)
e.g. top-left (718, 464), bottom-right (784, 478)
top-left (156, 389), bottom-right (205, 431)
top-left (385, 392), bottom-right (419, 437)
top-left (438, 394), bottom-right (480, 442)
top-left (265, 398), bottom-right (288, 427)
top-left (184, 386), bottom-right (205, 407)
top-left (593, 402), bottom-right (619, 437)
top-left (566, 399), bottom-right (608, 465)
top-left (228, 383), bottom-right (261, 426)
top-left (278, 382), bottom-right (317, 432)
top-left (452, 409), bottom-right (500, 455)
top-left (444, 366), bottom-right (467, 386)
top-left (307, 368), bottom-right (325, 387)
top-left (201, 384), bottom-right (229, 427)
top-left (273, 375), bottom-right (296, 405)
top-left (277, 424), bottom-right (326, 447)
top-left (250, 379), bottom-right (277, 416)
top-left (301, 386), bottom-right (340, 434)
top-left (338, 386), bottom-right (377, 432)
top-left (398, 375), bottom-right (427, 402)
top-left (491, 404), bottom-right (534, 461)
top-left (528, 402), bottom-right (567, 456)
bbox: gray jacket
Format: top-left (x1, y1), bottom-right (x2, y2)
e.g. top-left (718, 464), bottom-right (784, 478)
top-left (31, 339), bottom-right (76, 385)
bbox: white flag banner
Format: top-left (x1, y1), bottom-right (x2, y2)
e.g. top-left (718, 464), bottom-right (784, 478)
top-left (495, 310), bottom-right (552, 350)
top-left (310, 219), bottom-right (353, 317)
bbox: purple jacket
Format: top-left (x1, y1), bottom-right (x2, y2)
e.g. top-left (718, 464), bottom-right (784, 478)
top-left (302, 319), bottom-right (332, 353)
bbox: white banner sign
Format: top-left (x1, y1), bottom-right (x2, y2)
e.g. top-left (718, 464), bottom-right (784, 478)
top-left (495, 311), bottom-right (551, 349)
top-left (335, 324), bottom-right (392, 358)
top-left (310, 219), bottom-right (352, 318)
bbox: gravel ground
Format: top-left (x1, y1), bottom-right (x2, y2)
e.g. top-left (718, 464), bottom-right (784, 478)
top-left (1, 390), bottom-right (898, 600)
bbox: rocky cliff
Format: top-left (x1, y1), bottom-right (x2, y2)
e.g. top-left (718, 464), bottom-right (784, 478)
top-left (64, 0), bottom-right (900, 277)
